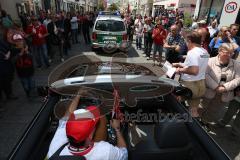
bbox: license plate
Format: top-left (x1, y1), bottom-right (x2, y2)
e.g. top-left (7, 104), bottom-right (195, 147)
top-left (103, 36), bottom-right (117, 40)
top-left (103, 41), bottom-right (117, 44)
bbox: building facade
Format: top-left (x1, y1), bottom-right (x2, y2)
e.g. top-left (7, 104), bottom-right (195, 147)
top-left (152, 0), bottom-right (196, 17)
top-left (0, 0), bottom-right (98, 21)
top-left (139, 0), bottom-right (153, 16)
top-left (194, 0), bottom-right (240, 28)
top-left (0, 0), bottom-right (27, 21)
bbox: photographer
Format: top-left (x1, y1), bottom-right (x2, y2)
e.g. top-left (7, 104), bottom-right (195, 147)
top-left (201, 43), bottom-right (240, 124)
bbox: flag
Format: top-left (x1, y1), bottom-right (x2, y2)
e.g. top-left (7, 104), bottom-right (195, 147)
top-left (127, 3), bottom-right (130, 14)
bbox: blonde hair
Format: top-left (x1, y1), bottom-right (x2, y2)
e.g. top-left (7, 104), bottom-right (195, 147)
top-left (218, 26), bottom-right (230, 39)
top-left (218, 43), bottom-right (234, 53)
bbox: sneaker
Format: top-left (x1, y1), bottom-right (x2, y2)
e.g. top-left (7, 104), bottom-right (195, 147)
top-left (61, 58), bottom-right (65, 62)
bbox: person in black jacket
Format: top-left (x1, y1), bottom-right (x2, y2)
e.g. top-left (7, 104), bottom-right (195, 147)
top-left (15, 43), bottom-right (34, 97)
top-left (63, 12), bottom-right (71, 55)
top-left (0, 38), bottom-right (17, 100)
top-left (47, 15), bottom-right (65, 62)
top-left (82, 13), bottom-right (91, 44)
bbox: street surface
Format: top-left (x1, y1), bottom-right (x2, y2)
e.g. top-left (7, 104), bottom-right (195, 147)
top-left (0, 35), bottom-right (239, 160)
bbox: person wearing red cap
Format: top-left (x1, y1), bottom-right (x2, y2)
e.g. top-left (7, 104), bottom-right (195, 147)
top-left (47, 94), bottom-right (128, 160)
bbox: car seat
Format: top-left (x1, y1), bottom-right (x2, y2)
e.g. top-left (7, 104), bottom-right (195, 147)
top-left (129, 121), bottom-right (191, 160)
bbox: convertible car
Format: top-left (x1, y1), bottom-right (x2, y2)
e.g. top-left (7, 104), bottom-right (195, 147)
top-left (8, 55), bottom-right (231, 160)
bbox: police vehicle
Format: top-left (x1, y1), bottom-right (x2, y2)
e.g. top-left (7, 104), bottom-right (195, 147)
top-left (91, 11), bottom-right (128, 53)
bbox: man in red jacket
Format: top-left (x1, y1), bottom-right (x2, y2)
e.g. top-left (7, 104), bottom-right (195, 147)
top-left (152, 22), bottom-right (167, 66)
top-left (26, 17), bottom-right (49, 68)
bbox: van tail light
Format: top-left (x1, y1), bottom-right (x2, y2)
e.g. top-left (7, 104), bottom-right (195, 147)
top-left (92, 32), bottom-right (97, 41)
top-left (123, 34), bottom-right (127, 41)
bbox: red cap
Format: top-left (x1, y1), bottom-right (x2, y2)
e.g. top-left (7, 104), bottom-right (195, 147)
top-left (66, 106), bottom-right (100, 142)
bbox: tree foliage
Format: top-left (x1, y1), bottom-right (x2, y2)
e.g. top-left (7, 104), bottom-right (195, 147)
top-left (108, 3), bottom-right (119, 11)
top-left (98, 0), bottom-right (105, 11)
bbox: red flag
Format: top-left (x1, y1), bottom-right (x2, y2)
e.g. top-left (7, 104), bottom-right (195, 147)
top-left (127, 3), bottom-right (130, 14)
top-left (112, 89), bottom-right (124, 121)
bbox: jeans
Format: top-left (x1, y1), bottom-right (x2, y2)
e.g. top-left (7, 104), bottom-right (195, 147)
top-left (20, 76), bottom-right (35, 96)
top-left (153, 44), bottom-right (163, 62)
top-left (136, 35), bottom-right (142, 49)
top-left (83, 29), bottom-right (91, 44)
top-left (153, 44), bottom-right (163, 55)
top-left (71, 29), bottom-right (78, 43)
top-left (33, 44), bottom-right (49, 67)
top-left (144, 37), bottom-right (153, 57)
top-left (0, 74), bottom-right (14, 98)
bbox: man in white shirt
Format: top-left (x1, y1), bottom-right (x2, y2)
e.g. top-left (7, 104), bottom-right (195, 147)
top-left (173, 31), bottom-right (209, 117)
top-left (208, 20), bottom-right (218, 38)
top-left (43, 14), bottom-right (52, 27)
top-left (71, 14), bottom-right (79, 43)
top-left (134, 15), bottom-right (143, 50)
top-left (47, 94), bottom-right (128, 160)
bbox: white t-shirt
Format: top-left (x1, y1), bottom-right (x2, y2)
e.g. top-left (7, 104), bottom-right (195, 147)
top-left (134, 19), bottom-right (143, 33)
top-left (181, 47), bottom-right (209, 81)
top-left (208, 26), bottom-right (218, 38)
top-left (59, 141), bottom-right (128, 160)
top-left (47, 119), bottom-right (128, 160)
top-left (71, 16), bottom-right (78, 30)
top-left (43, 19), bottom-right (51, 27)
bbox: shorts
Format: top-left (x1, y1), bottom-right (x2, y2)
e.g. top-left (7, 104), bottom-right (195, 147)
top-left (180, 79), bottom-right (206, 108)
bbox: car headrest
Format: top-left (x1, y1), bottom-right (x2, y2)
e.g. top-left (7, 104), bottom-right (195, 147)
top-left (154, 121), bottom-right (189, 148)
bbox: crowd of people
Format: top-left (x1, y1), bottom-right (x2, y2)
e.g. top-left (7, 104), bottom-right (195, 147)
top-left (0, 9), bottom-right (95, 105)
top-left (124, 10), bottom-right (187, 65)
top-left (0, 7), bottom-right (240, 159)
top-left (124, 9), bottom-right (240, 140)
top-left (47, 10), bottom-right (240, 159)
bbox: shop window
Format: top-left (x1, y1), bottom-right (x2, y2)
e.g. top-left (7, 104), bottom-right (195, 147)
top-left (198, 0), bottom-right (212, 20)
top-left (209, 0), bottom-right (224, 19)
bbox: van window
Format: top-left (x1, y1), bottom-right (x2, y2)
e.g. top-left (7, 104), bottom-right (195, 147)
top-left (95, 20), bottom-right (125, 32)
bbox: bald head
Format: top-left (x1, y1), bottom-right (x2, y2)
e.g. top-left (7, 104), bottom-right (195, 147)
top-left (170, 25), bottom-right (179, 36)
top-left (196, 27), bottom-right (209, 42)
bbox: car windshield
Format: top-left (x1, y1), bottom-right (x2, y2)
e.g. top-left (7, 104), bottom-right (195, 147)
top-left (95, 20), bottom-right (125, 32)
